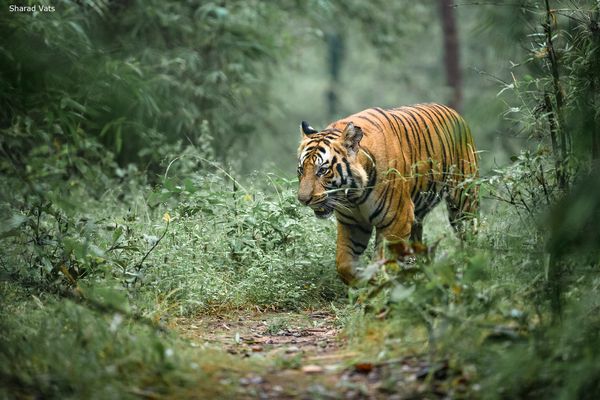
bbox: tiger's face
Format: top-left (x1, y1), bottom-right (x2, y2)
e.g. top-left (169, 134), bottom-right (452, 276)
top-left (296, 121), bottom-right (367, 219)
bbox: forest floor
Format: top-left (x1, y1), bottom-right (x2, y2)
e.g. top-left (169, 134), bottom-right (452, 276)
top-left (175, 310), bottom-right (451, 399)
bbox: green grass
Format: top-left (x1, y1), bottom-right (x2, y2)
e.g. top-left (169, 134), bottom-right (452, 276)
top-left (0, 164), bottom-right (351, 398)
top-left (0, 284), bottom-right (255, 400)
top-left (2, 162), bottom-right (599, 399)
top-left (118, 171), bottom-right (346, 314)
top-left (1, 167), bottom-right (346, 313)
top-left (334, 197), bottom-right (600, 399)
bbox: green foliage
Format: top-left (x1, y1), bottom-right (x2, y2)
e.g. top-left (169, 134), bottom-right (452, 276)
top-left (341, 3), bottom-right (600, 399)
top-left (2, 1), bottom-right (600, 398)
top-left (481, 293), bottom-right (600, 400)
top-left (482, 147), bottom-right (558, 220)
top-left (0, 0), bottom-right (292, 171)
top-left (1, 164), bottom-right (344, 314)
top-left (141, 167), bottom-right (344, 313)
top-left (495, 1), bottom-right (600, 179)
top-left (0, 161), bottom-right (345, 396)
top-left (0, 285), bottom-right (238, 400)
top-left (0, 0), bottom-right (426, 174)
top-left (548, 169), bottom-right (600, 261)
top-left (344, 198), bottom-right (599, 397)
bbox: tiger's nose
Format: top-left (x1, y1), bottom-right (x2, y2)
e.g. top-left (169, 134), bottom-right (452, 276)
top-left (297, 193), bottom-right (313, 206)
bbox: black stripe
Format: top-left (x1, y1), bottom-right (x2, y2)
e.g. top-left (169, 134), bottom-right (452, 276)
top-left (403, 109), bottom-right (436, 200)
top-left (395, 110), bottom-right (423, 167)
top-left (342, 158), bottom-right (356, 188)
top-left (337, 220), bottom-right (372, 235)
top-left (358, 115), bottom-right (384, 131)
top-left (404, 108), bottom-right (436, 166)
top-left (393, 111), bottom-right (423, 198)
top-left (378, 210), bottom-right (397, 230)
top-left (355, 154), bottom-right (377, 205)
top-left (389, 112), bottom-right (417, 170)
top-left (433, 104), bottom-right (465, 163)
top-left (436, 105), bottom-right (463, 164)
top-left (377, 186), bottom-right (399, 227)
top-left (372, 107), bottom-right (402, 141)
top-left (335, 163), bottom-right (346, 185)
top-left (428, 104), bottom-right (457, 162)
top-left (349, 237), bottom-right (368, 253)
top-left (366, 110), bottom-right (389, 129)
top-left (414, 105), bottom-right (451, 177)
top-left (378, 187), bottom-right (404, 230)
top-left (411, 107), bottom-right (444, 171)
top-left (369, 185), bottom-right (392, 223)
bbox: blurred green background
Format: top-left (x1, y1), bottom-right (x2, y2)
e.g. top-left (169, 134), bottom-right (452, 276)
top-left (0, 0), bottom-right (532, 176)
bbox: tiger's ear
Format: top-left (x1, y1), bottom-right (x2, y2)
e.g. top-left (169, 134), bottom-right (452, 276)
top-left (300, 121), bottom-right (318, 136)
top-left (342, 122), bottom-right (363, 153)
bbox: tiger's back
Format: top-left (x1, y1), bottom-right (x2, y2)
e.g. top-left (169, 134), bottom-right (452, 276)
top-left (329, 103), bottom-right (478, 233)
top-left (296, 103), bottom-right (478, 283)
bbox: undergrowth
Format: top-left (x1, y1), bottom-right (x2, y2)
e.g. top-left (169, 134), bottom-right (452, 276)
top-left (1, 159), bottom-right (345, 316)
top-left (2, 156), bottom-right (599, 398)
top-left (339, 194), bottom-right (600, 399)
top-left (1, 2), bottom-right (599, 398)
top-left (0, 153), bottom-right (346, 398)
top-left (0, 283), bottom-right (252, 400)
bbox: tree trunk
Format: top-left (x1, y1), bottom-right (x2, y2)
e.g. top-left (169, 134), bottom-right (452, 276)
top-left (438, 0), bottom-right (463, 112)
top-left (325, 32), bottom-right (345, 119)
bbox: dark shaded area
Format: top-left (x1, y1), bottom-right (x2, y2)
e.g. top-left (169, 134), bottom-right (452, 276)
top-left (439, 0), bottom-right (463, 111)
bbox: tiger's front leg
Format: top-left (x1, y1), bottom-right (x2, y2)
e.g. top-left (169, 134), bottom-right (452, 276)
top-left (374, 197), bottom-right (415, 260)
top-left (335, 221), bottom-right (373, 284)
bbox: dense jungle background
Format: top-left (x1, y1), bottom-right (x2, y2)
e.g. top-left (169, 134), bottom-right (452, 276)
top-left (1, 0), bottom-right (600, 398)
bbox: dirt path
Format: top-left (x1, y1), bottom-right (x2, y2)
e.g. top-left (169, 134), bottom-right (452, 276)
top-left (176, 311), bottom-right (443, 399)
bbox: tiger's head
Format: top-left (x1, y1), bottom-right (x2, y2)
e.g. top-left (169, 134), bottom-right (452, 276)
top-left (296, 120), bottom-right (368, 219)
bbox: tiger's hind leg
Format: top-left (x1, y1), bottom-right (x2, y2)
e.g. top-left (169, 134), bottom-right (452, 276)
top-left (446, 180), bottom-right (479, 240)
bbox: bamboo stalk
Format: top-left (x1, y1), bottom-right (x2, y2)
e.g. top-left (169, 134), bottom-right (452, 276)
top-left (544, 0), bottom-right (570, 190)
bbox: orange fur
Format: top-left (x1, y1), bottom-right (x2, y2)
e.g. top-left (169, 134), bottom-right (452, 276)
top-left (297, 103), bottom-right (479, 284)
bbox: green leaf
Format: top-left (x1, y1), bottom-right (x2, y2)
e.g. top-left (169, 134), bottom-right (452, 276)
top-left (163, 178), bottom-right (181, 193)
top-left (112, 226), bottom-right (124, 243)
top-left (391, 284), bottom-right (415, 302)
top-left (60, 97), bottom-right (87, 113)
top-left (115, 124), bottom-right (123, 153)
top-left (0, 214), bottom-right (28, 238)
top-left (183, 178), bottom-right (197, 193)
top-left (79, 283), bottom-right (130, 313)
top-left (464, 255), bottom-right (489, 282)
top-left (148, 190), bottom-right (173, 206)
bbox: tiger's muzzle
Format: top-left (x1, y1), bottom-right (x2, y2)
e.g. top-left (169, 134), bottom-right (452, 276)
top-left (312, 203), bottom-right (334, 219)
top-left (298, 193), bottom-right (334, 219)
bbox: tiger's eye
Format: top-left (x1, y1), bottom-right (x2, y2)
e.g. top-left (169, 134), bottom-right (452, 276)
top-left (316, 167), bottom-right (329, 176)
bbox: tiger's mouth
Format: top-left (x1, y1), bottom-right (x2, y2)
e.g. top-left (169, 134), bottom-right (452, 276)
top-left (312, 205), bottom-right (334, 219)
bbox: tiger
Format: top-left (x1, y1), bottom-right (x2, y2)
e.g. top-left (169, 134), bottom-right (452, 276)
top-left (296, 103), bottom-right (479, 284)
